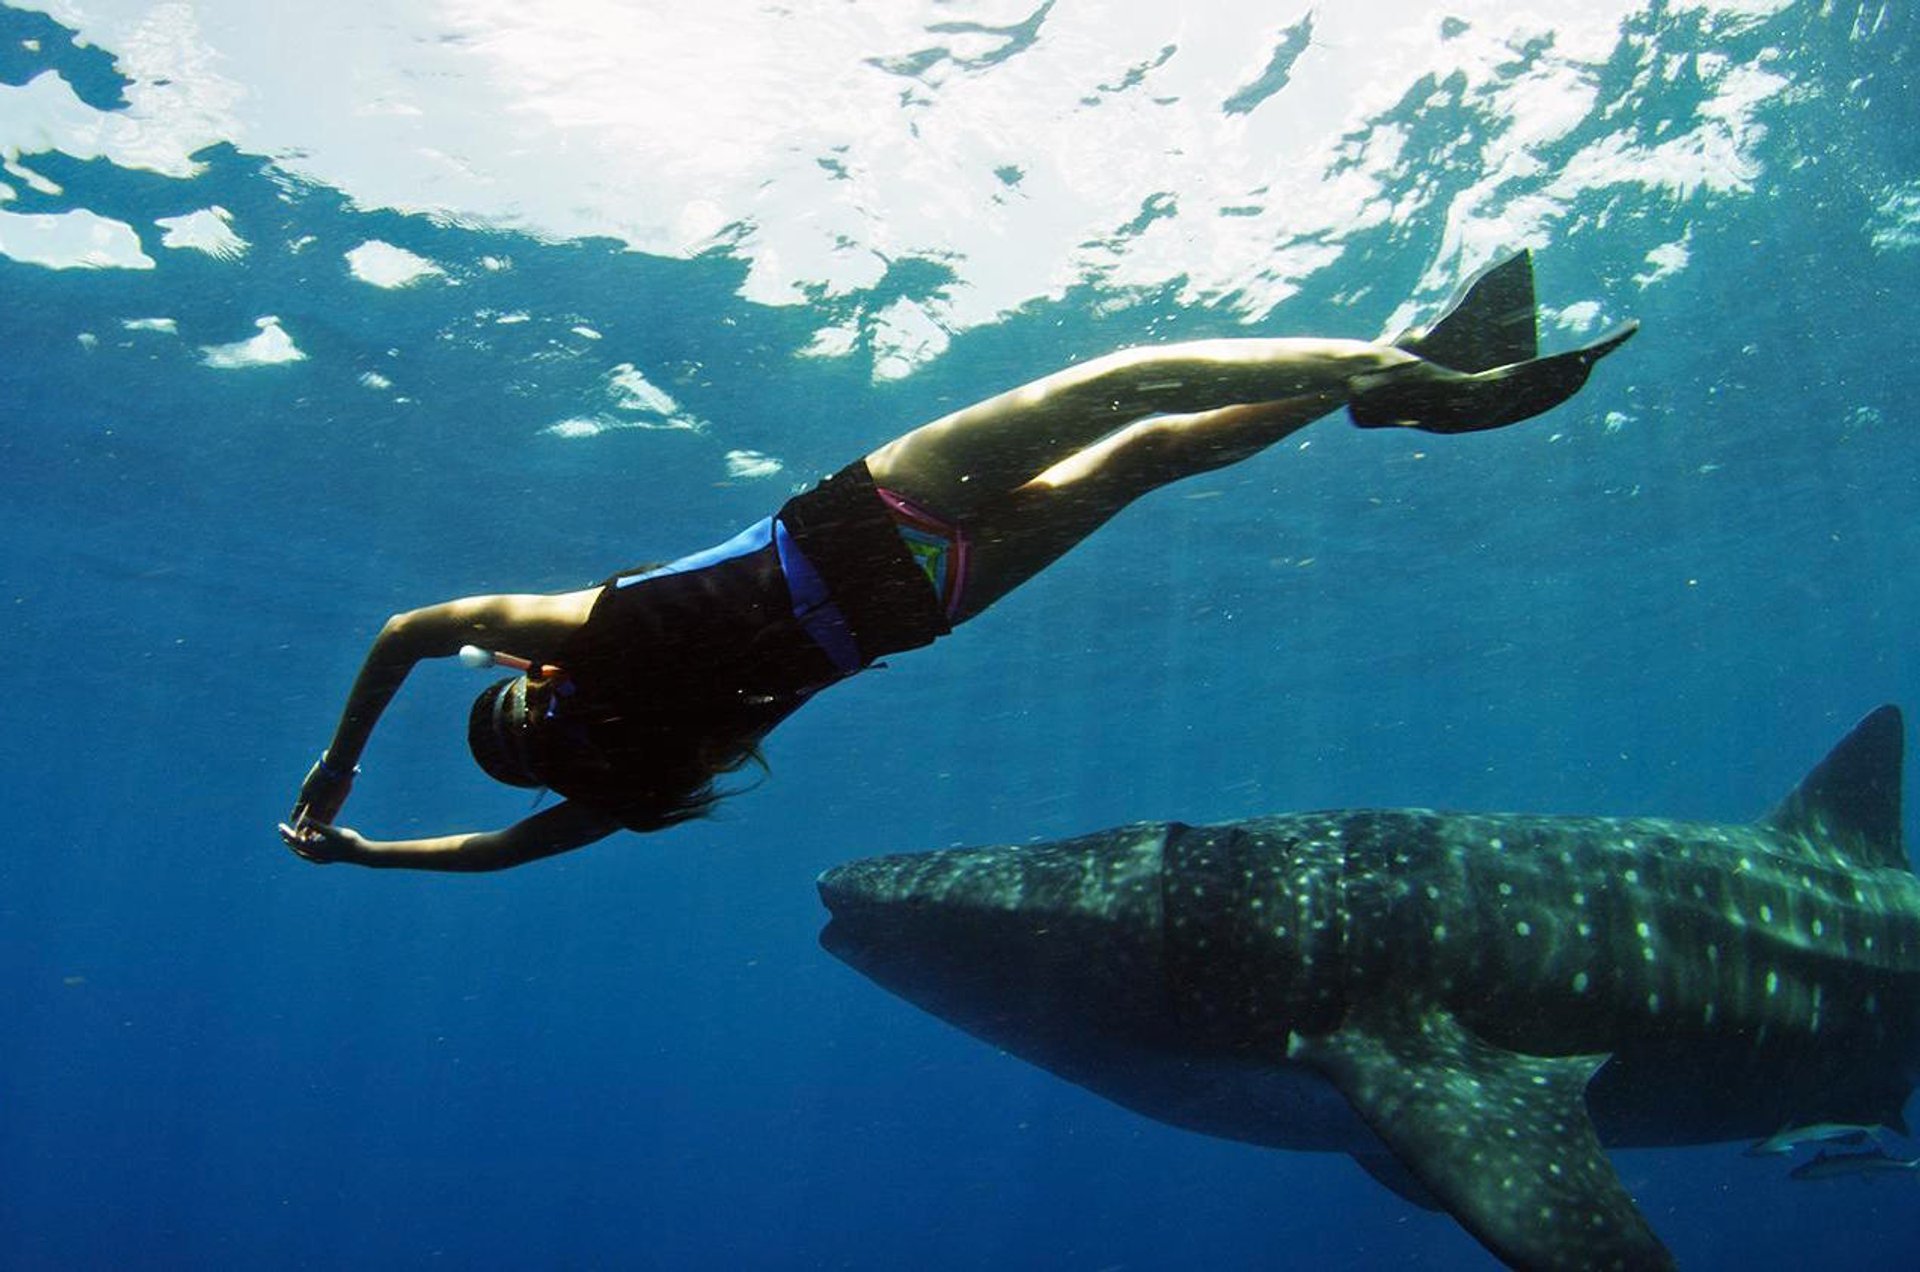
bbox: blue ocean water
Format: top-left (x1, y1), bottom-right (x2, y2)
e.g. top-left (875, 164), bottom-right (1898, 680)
top-left (3, 1), bottom-right (1919, 1267)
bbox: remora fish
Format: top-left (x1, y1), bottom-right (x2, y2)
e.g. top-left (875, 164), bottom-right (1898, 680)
top-left (1789, 1147), bottom-right (1920, 1181)
top-left (818, 706), bottom-right (1920, 1271)
top-left (1745, 1122), bottom-right (1882, 1156)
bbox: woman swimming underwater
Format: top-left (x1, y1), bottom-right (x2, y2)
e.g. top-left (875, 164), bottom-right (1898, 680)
top-left (280, 251), bottom-right (1634, 871)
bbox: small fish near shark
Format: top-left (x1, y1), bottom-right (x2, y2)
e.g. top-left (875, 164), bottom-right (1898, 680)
top-left (1744, 1121), bottom-right (1883, 1156)
top-left (817, 706), bottom-right (1920, 1270)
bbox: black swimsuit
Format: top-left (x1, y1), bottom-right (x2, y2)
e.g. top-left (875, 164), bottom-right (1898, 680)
top-left (538, 461), bottom-right (951, 826)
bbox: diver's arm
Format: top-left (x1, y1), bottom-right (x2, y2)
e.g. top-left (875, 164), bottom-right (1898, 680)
top-left (291, 589), bottom-right (599, 825)
top-left (322, 590), bottom-right (599, 770)
top-left (279, 801), bottom-right (621, 872)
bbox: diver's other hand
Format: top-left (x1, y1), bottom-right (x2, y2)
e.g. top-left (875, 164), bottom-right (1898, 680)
top-left (278, 818), bottom-right (366, 864)
top-left (291, 753), bottom-right (358, 827)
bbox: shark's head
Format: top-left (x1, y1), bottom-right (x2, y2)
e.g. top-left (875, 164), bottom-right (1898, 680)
top-left (819, 821), bottom-right (1383, 1153)
top-left (818, 826), bottom-right (1183, 1058)
top-left (818, 817), bottom-right (1355, 1074)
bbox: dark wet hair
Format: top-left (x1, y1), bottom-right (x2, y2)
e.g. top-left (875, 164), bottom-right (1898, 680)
top-left (468, 673), bottom-right (763, 830)
top-left (468, 676), bottom-right (544, 788)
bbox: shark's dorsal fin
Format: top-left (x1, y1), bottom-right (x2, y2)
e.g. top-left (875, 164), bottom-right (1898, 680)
top-left (1762, 705), bottom-right (1908, 871)
top-left (1291, 1000), bottom-right (1675, 1272)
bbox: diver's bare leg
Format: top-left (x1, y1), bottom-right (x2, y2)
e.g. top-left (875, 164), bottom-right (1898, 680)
top-left (955, 389), bottom-right (1343, 619)
top-left (865, 339), bottom-right (1413, 520)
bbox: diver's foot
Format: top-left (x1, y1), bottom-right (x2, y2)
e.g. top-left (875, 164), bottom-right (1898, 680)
top-left (1350, 321), bottom-right (1639, 434)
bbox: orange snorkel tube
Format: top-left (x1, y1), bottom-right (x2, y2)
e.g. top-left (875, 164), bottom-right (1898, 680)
top-left (458, 644), bottom-right (564, 680)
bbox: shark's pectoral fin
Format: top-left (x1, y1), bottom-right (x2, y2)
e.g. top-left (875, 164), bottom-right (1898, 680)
top-left (1290, 1001), bottom-right (1674, 1272)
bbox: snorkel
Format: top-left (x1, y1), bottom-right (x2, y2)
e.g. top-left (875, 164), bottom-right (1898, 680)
top-left (461, 646), bottom-right (573, 789)
top-left (458, 644), bottom-right (565, 680)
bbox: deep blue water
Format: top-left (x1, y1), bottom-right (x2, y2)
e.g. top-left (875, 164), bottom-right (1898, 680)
top-left (4, 2), bottom-right (1920, 1267)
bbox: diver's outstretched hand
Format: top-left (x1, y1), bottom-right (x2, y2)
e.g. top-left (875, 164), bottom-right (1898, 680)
top-left (289, 753), bottom-right (357, 829)
top-left (277, 817), bottom-right (365, 864)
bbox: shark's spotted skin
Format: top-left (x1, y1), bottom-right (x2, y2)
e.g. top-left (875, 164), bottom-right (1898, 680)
top-left (819, 706), bottom-right (1920, 1270)
top-left (1291, 1003), bottom-right (1650, 1272)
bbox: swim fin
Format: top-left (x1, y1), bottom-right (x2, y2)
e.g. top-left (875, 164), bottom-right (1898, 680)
top-left (1392, 250), bottom-right (1539, 372)
top-left (1350, 321), bottom-right (1639, 434)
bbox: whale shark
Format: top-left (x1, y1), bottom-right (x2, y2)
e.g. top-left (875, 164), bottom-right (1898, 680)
top-left (817, 706), bottom-right (1920, 1270)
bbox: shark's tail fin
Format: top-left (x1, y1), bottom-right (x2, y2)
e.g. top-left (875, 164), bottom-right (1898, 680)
top-left (1391, 251), bottom-right (1539, 373)
top-left (1349, 321), bottom-right (1638, 434)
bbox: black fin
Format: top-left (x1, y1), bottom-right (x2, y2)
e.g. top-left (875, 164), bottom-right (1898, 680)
top-left (1394, 251), bottom-right (1539, 372)
top-left (1290, 1000), bottom-right (1675, 1272)
top-left (1762, 705), bottom-right (1908, 871)
top-left (1350, 321), bottom-right (1638, 434)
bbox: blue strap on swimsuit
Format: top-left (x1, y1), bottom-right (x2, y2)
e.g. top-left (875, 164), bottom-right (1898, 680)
top-left (616, 515), bottom-right (862, 676)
